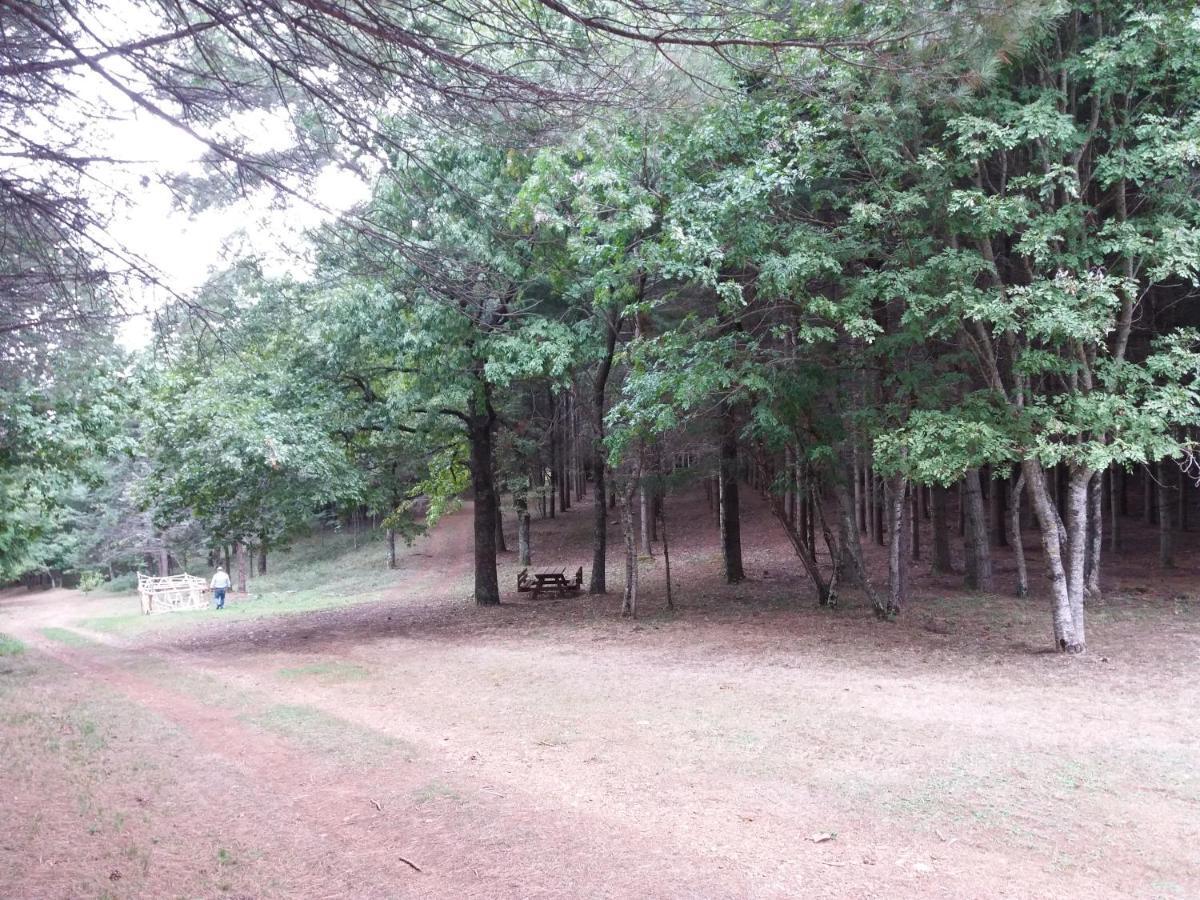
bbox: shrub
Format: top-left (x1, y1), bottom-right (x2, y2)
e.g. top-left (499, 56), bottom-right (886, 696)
top-left (78, 571), bottom-right (105, 593)
top-left (104, 572), bottom-right (138, 593)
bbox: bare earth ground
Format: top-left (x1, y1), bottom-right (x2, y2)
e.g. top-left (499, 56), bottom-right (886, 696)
top-left (2, 488), bottom-right (1199, 899)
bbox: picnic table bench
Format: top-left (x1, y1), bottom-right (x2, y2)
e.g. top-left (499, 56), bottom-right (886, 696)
top-left (517, 564), bottom-right (584, 600)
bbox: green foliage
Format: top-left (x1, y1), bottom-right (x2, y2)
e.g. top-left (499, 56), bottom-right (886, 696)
top-left (78, 571), bottom-right (105, 593)
top-left (0, 634), bottom-right (25, 656)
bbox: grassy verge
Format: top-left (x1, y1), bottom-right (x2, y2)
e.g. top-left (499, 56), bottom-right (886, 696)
top-left (240, 703), bottom-right (413, 765)
top-left (0, 633), bottom-right (25, 656)
top-left (277, 660), bottom-right (372, 683)
top-left (39, 627), bottom-right (97, 647)
top-left (77, 528), bottom-right (406, 637)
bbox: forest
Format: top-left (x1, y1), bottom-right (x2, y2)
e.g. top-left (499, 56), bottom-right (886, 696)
top-left (4, 2), bottom-right (1200, 897)
top-left (6, 0), bottom-right (1200, 654)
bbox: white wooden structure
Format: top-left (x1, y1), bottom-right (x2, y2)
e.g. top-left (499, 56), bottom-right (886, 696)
top-left (137, 572), bottom-right (210, 615)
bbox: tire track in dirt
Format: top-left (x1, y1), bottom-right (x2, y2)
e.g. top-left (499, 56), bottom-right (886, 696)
top-left (6, 624), bottom-right (759, 899)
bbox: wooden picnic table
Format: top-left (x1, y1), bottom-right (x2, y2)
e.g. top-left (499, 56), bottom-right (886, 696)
top-left (517, 564), bottom-right (584, 600)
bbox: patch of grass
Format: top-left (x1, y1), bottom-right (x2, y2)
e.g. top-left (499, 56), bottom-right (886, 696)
top-left (0, 633), bottom-right (25, 656)
top-left (39, 627), bottom-right (95, 647)
top-left (277, 660), bottom-right (371, 683)
top-left (412, 779), bottom-right (463, 805)
top-left (240, 703), bottom-right (412, 765)
top-left (78, 534), bottom-right (403, 637)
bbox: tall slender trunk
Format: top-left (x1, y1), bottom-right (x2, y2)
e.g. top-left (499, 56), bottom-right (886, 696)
top-left (831, 461), bottom-right (882, 612)
top-left (1009, 472), bottom-right (1029, 598)
top-left (619, 474), bottom-right (639, 618)
top-left (962, 468), bottom-right (993, 591)
top-left (469, 403), bottom-right (500, 606)
top-left (1143, 464), bottom-right (1154, 524)
top-left (989, 472), bottom-right (1007, 546)
top-left (387, 528), bottom-right (397, 569)
top-left (495, 487), bottom-right (508, 554)
top-left (659, 499), bottom-right (674, 611)
top-left (258, 542), bottom-right (267, 576)
top-left (1064, 468), bottom-right (1091, 648)
top-left (865, 463), bottom-right (876, 540)
top-left (930, 486), bottom-right (953, 574)
top-left (872, 471), bottom-right (885, 546)
top-left (639, 481), bottom-right (653, 556)
top-left (559, 394), bottom-right (570, 512)
top-left (158, 545), bottom-right (169, 577)
top-left (886, 475), bottom-right (908, 617)
top-left (515, 492), bottom-right (531, 566)
top-left (1158, 460), bottom-right (1174, 568)
top-left (223, 545), bottom-right (231, 575)
top-left (910, 485), bottom-right (921, 562)
top-left (1084, 470), bottom-right (1102, 599)
top-left (719, 409), bottom-right (745, 583)
top-left (235, 542), bottom-right (247, 594)
top-left (1024, 460), bottom-right (1084, 652)
top-left (590, 312), bottom-right (619, 594)
top-left (771, 495), bottom-right (831, 605)
top-left (1108, 466), bottom-right (1121, 553)
top-left (853, 445), bottom-right (865, 532)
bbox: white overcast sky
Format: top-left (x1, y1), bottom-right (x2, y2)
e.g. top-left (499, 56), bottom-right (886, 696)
top-left (103, 112), bottom-right (369, 349)
top-left (31, 3), bottom-right (371, 348)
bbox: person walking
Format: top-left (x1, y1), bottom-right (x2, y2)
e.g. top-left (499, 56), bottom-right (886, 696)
top-left (210, 565), bottom-right (231, 609)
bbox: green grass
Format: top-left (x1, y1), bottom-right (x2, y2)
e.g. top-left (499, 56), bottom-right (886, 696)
top-left (0, 633), bottom-right (25, 656)
top-left (78, 528), bottom-right (406, 637)
top-left (412, 779), bottom-right (464, 805)
top-left (39, 627), bottom-right (96, 647)
top-left (277, 660), bottom-right (371, 683)
top-left (240, 703), bottom-right (413, 764)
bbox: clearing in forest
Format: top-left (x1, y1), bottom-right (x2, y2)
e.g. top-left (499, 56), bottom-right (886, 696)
top-left (2, 490), bottom-right (1199, 899)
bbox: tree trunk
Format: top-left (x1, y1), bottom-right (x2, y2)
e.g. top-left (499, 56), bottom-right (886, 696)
top-left (619, 477), bottom-right (639, 618)
top-left (1064, 467), bottom-right (1091, 648)
top-left (885, 475), bottom-right (908, 617)
top-left (660, 500), bottom-right (674, 611)
top-left (387, 528), bottom-right (397, 569)
top-left (771, 494), bottom-right (831, 605)
top-left (223, 545), bottom-right (232, 575)
top-left (872, 472), bottom-right (885, 546)
top-left (831, 460), bottom-right (882, 612)
top-left (258, 538), bottom-right (267, 575)
top-left (1024, 460), bottom-right (1084, 652)
top-left (1158, 460), bottom-right (1174, 568)
top-left (853, 445), bottom-right (864, 532)
top-left (558, 394), bottom-right (570, 512)
top-left (989, 471), bottom-right (1007, 547)
top-left (469, 407), bottom-right (500, 606)
top-left (930, 485), bottom-right (953, 574)
top-left (1143, 464), bottom-right (1154, 524)
top-left (910, 484), bottom-right (921, 562)
top-left (158, 545), bottom-right (169, 577)
top-left (495, 490), bottom-right (508, 553)
top-left (590, 312), bottom-right (619, 595)
top-left (515, 492), bottom-right (531, 566)
top-left (235, 542), bottom-right (247, 594)
top-left (1084, 470), bottom-right (1102, 600)
top-left (865, 463), bottom-right (875, 540)
top-left (719, 410), bottom-right (745, 583)
top-left (962, 468), bottom-right (993, 591)
top-left (1009, 471), bottom-right (1029, 598)
top-left (1108, 466), bottom-right (1121, 553)
top-left (639, 481), bottom-right (653, 557)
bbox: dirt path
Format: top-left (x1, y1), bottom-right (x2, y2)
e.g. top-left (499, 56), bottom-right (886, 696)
top-left (3, 497), bottom-right (1200, 898)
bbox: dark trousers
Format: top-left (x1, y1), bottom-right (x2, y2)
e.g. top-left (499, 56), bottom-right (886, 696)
top-left (213, 587), bottom-right (226, 608)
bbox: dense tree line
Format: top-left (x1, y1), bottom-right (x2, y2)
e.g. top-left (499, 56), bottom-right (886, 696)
top-left (4, 1), bottom-right (1200, 654)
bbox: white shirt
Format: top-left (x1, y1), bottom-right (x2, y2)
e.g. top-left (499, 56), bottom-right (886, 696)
top-left (211, 571), bottom-right (231, 589)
